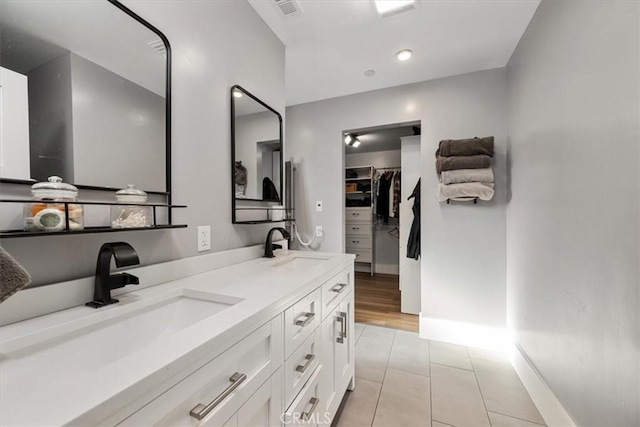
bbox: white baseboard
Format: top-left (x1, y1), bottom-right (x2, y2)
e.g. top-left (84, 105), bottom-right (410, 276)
top-left (511, 344), bottom-right (576, 427)
top-left (419, 315), bottom-right (575, 427)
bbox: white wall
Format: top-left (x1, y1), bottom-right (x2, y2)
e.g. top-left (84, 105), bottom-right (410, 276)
top-left (346, 149), bottom-right (400, 275)
top-left (0, 0), bottom-right (285, 287)
top-left (400, 136), bottom-right (421, 314)
top-left (287, 68), bottom-right (507, 329)
top-left (506, 1), bottom-right (639, 426)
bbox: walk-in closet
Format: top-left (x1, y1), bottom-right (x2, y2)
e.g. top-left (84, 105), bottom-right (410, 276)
top-left (343, 123), bottom-right (422, 331)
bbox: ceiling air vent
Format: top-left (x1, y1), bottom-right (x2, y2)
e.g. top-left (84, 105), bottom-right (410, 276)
top-left (275, 0), bottom-right (302, 16)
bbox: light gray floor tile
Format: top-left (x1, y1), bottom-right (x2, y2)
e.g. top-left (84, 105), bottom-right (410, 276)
top-left (429, 341), bottom-right (473, 371)
top-left (388, 329), bottom-right (430, 377)
top-left (334, 378), bottom-right (382, 427)
top-left (372, 368), bottom-right (430, 427)
top-left (355, 326), bottom-right (395, 383)
top-left (472, 358), bottom-right (545, 425)
top-left (431, 363), bottom-right (490, 427)
top-left (432, 422), bottom-right (455, 427)
top-left (467, 346), bottom-right (511, 364)
top-left (354, 323), bottom-right (366, 345)
top-left (488, 411), bottom-right (546, 427)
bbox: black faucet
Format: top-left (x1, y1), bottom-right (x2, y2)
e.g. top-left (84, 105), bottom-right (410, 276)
top-left (264, 227), bottom-right (291, 258)
top-left (86, 242), bottom-right (140, 308)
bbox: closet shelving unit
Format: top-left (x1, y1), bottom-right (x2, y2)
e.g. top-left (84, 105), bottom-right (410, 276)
top-left (0, 199), bottom-right (187, 238)
top-left (345, 165), bottom-right (374, 276)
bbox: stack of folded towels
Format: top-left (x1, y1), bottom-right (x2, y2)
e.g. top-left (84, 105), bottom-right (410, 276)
top-left (435, 136), bottom-right (495, 202)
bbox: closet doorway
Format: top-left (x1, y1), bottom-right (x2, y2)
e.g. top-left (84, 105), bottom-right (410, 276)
top-left (343, 122), bottom-right (421, 332)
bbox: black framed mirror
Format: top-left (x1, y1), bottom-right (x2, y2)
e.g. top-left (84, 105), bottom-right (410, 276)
top-left (231, 85), bottom-right (286, 224)
top-left (0, 0), bottom-right (172, 197)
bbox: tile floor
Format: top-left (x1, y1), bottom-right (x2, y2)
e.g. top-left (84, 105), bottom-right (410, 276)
top-left (333, 323), bottom-right (546, 427)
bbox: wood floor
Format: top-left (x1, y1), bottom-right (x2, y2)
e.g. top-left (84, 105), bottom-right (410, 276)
top-left (354, 272), bottom-right (419, 332)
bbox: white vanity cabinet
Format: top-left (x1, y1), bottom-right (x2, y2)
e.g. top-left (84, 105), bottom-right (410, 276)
top-left (113, 261), bottom-right (354, 427)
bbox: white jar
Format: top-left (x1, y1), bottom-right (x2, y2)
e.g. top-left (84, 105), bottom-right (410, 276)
top-left (110, 185), bottom-right (153, 229)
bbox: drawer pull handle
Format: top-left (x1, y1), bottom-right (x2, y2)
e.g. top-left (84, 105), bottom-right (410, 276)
top-left (330, 283), bottom-right (348, 294)
top-left (337, 311), bottom-right (348, 344)
top-left (295, 312), bottom-right (315, 327)
top-left (302, 397), bottom-right (320, 422)
top-left (296, 354), bottom-right (316, 373)
top-left (190, 372), bottom-right (247, 420)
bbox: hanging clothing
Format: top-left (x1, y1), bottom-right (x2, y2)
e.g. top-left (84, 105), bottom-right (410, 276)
top-left (388, 172), bottom-right (395, 218)
top-left (407, 179), bottom-right (420, 260)
top-left (376, 172), bottom-right (393, 223)
top-left (393, 171), bottom-right (401, 218)
top-left (262, 177), bottom-right (280, 202)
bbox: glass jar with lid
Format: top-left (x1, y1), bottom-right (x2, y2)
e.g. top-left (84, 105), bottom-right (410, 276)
top-left (23, 176), bottom-right (84, 232)
top-left (110, 185), bottom-right (153, 229)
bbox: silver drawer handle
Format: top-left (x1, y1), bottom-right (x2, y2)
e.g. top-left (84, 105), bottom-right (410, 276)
top-left (330, 283), bottom-right (348, 294)
top-left (337, 311), bottom-right (348, 344)
top-left (302, 397), bottom-right (320, 422)
top-left (295, 312), bottom-right (315, 327)
top-left (296, 354), bottom-right (316, 373)
top-left (190, 372), bottom-right (247, 420)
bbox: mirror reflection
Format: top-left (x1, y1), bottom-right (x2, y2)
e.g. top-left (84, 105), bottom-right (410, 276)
top-left (232, 86), bottom-right (282, 202)
top-left (0, 0), bottom-right (168, 192)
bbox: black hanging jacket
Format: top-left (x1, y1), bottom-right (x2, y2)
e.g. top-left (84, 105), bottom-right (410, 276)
top-left (407, 179), bottom-right (420, 260)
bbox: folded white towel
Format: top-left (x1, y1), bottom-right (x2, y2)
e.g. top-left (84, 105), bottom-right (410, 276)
top-left (437, 182), bottom-right (495, 202)
top-left (440, 168), bottom-right (494, 185)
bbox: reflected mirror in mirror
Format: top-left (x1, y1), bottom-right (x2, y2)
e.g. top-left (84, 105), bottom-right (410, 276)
top-left (0, 0), bottom-right (169, 192)
top-left (232, 86), bottom-right (282, 203)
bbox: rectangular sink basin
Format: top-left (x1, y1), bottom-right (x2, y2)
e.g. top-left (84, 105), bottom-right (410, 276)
top-left (0, 289), bottom-right (243, 379)
top-left (271, 255), bottom-right (330, 270)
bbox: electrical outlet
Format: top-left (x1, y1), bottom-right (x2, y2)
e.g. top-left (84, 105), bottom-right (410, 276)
top-left (316, 201), bottom-right (323, 212)
top-left (197, 226), bottom-right (211, 252)
top-left (315, 226), bottom-right (323, 237)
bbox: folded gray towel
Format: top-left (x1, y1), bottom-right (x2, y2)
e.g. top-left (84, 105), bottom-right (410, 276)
top-left (436, 136), bottom-right (494, 157)
top-left (440, 168), bottom-right (494, 185)
top-left (0, 246), bottom-right (31, 303)
top-left (436, 155), bottom-right (492, 173)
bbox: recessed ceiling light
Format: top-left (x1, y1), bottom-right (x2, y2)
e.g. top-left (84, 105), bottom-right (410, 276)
top-left (232, 89), bottom-right (243, 98)
top-left (352, 139), bottom-right (361, 148)
top-left (396, 49), bottom-right (413, 61)
top-left (364, 69), bottom-right (376, 77)
top-left (344, 134), bottom-right (353, 145)
top-left (374, 0), bottom-right (416, 18)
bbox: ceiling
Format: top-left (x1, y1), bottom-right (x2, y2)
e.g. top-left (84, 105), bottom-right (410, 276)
top-left (345, 126), bottom-right (417, 154)
top-left (249, 0), bottom-right (540, 106)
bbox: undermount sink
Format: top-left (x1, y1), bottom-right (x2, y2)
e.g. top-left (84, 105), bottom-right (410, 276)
top-left (271, 255), bottom-right (330, 270)
top-left (0, 289), bottom-right (243, 378)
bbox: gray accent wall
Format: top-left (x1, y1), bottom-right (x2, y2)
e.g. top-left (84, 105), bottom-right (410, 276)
top-left (0, 0), bottom-right (285, 287)
top-left (506, 1), bottom-right (639, 425)
top-left (287, 68), bottom-right (508, 329)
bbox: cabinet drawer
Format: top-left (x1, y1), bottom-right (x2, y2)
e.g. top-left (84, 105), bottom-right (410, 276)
top-left (285, 288), bottom-right (321, 358)
top-left (345, 208), bottom-right (371, 223)
top-left (345, 223), bottom-right (370, 236)
top-left (347, 248), bottom-right (372, 264)
top-left (284, 327), bottom-right (321, 408)
top-left (321, 267), bottom-right (352, 320)
top-left (119, 317), bottom-right (282, 427)
top-left (346, 236), bottom-right (371, 249)
top-left (283, 365), bottom-right (323, 426)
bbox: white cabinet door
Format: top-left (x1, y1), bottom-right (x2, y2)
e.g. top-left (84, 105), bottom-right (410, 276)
top-left (319, 290), bottom-right (354, 419)
top-left (236, 368), bottom-right (283, 427)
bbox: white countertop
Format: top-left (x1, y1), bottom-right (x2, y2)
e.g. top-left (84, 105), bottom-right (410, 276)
top-left (0, 249), bottom-right (353, 426)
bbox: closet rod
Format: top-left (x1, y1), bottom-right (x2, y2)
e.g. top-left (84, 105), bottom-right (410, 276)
top-left (376, 166), bottom-right (401, 171)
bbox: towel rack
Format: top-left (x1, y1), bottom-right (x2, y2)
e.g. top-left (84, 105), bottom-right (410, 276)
top-left (446, 198), bottom-right (478, 204)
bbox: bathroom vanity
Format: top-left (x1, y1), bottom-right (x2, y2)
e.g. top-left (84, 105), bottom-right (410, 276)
top-left (0, 250), bottom-right (355, 426)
